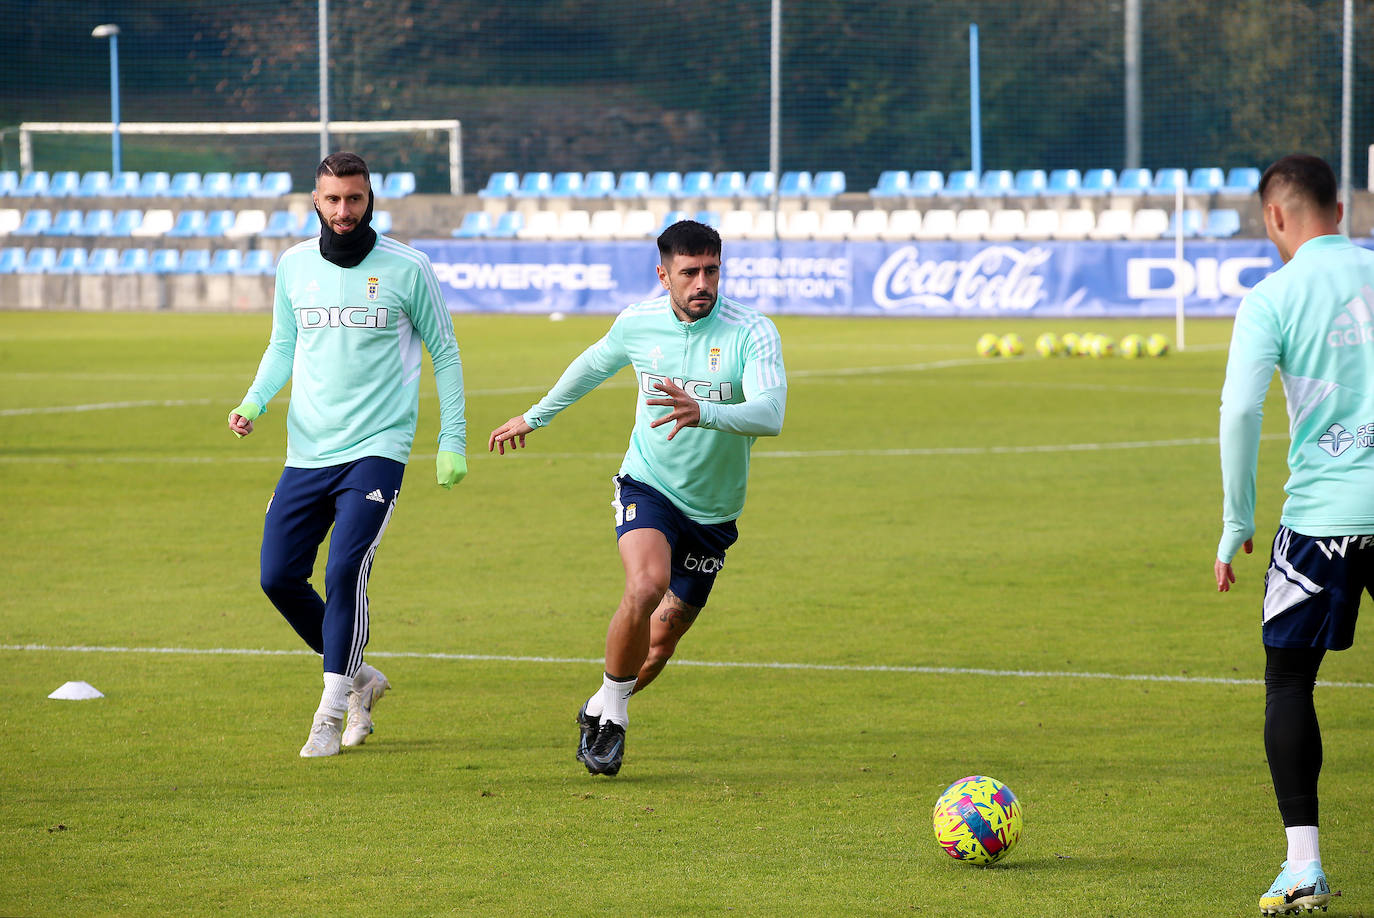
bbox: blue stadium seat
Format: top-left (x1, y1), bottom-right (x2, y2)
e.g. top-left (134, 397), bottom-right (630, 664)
top-left (548, 172), bottom-right (584, 197)
top-left (114, 248), bottom-right (150, 273)
top-left (581, 171), bottom-right (616, 198)
top-left (452, 211), bottom-right (492, 238)
top-left (167, 210), bottom-right (207, 237)
top-left (201, 210), bottom-right (236, 237)
top-left (0, 171), bottom-right (16, 195)
top-left (200, 172), bottom-right (233, 198)
top-left (710, 171), bottom-right (746, 197)
top-left (83, 247), bottom-right (119, 274)
top-left (379, 172), bottom-right (416, 198)
top-left (51, 247), bottom-right (88, 274)
top-left (658, 210), bottom-right (688, 234)
top-left (1078, 168), bottom-right (1117, 196)
top-left (80, 209), bottom-right (114, 236)
top-left (978, 170), bottom-right (1015, 197)
top-left (1014, 169), bottom-right (1048, 197)
top-left (78, 172), bottom-right (111, 197)
top-left (0, 246), bottom-right (25, 273)
top-left (207, 249), bottom-right (242, 274)
top-left (1115, 168), bottom-right (1153, 194)
top-left (811, 171), bottom-right (846, 197)
top-left (149, 249), bottom-right (181, 273)
top-left (680, 172), bottom-right (713, 196)
top-left (1202, 208), bottom-right (1242, 238)
top-left (373, 211), bottom-right (393, 235)
top-left (478, 172), bottom-right (518, 199)
top-left (909, 170), bottom-right (944, 197)
top-left (259, 172), bottom-right (292, 197)
top-left (260, 210), bottom-right (297, 238)
top-left (369, 173), bottom-right (386, 192)
top-left (869, 170), bottom-right (910, 198)
top-left (15, 172), bottom-right (50, 197)
top-left (48, 171), bottom-right (81, 197)
top-left (14, 210), bottom-right (52, 236)
top-left (295, 212), bottom-right (318, 236)
top-left (1166, 208), bottom-right (1204, 237)
top-left (940, 170), bottom-right (978, 198)
top-left (168, 172), bottom-right (202, 197)
top-left (1150, 168), bottom-right (1188, 194)
top-left (45, 210), bottom-right (84, 236)
top-left (111, 209), bottom-right (142, 236)
top-left (1188, 167), bottom-right (1225, 193)
top-left (514, 172), bottom-right (552, 198)
top-left (491, 211), bottom-right (524, 238)
top-left (742, 171), bottom-right (773, 198)
top-left (231, 172), bottom-right (262, 197)
top-left (1222, 167), bottom-right (1261, 195)
top-left (649, 172), bottom-right (682, 197)
top-left (23, 247), bottom-right (57, 272)
top-left (238, 249), bottom-right (276, 275)
top-left (136, 172), bottom-right (171, 197)
top-left (693, 210), bottom-right (721, 228)
top-left (612, 171), bottom-right (651, 199)
top-left (177, 249), bottom-right (211, 273)
top-left (1046, 168), bottom-right (1081, 194)
top-left (109, 171), bottom-right (140, 196)
top-left (778, 171), bottom-right (811, 198)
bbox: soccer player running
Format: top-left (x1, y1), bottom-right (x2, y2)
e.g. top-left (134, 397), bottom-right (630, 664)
top-left (1214, 153), bottom-right (1374, 915)
top-left (229, 151), bottom-right (467, 758)
top-left (488, 220), bottom-right (786, 776)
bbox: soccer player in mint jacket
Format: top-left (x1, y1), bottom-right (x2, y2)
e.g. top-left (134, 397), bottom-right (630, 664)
top-left (228, 152), bottom-right (467, 758)
top-left (488, 220), bottom-right (786, 776)
top-left (1214, 154), bottom-right (1374, 915)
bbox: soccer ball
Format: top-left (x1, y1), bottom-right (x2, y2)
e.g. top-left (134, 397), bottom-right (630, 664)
top-left (1090, 335), bottom-right (1116, 358)
top-left (1145, 333), bottom-right (1170, 357)
top-left (976, 333), bottom-right (1001, 358)
top-left (1074, 333), bottom-right (1096, 356)
top-left (997, 333), bottom-right (1024, 357)
top-left (1034, 332), bottom-right (1060, 357)
top-left (933, 775), bottom-right (1024, 866)
top-left (1119, 333), bottom-right (1144, 358)
top-left (1060, 332), bottom-right (1081, 356)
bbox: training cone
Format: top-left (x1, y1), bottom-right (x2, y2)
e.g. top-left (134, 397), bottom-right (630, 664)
top-left (48, 681), bottom-right (104, 700)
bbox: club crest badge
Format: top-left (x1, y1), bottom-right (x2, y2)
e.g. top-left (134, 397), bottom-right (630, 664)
top-left (709, 346), bottom-right (721, 373)
top-left (366, 276), bottom-right (380, 300)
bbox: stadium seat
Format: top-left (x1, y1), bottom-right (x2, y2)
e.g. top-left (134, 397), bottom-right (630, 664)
top-left (1088, 208), bottom-right (1131, 239)
top-left (295, 211), bottom-right (319, 236)
top-left (940, 171), bottom-right (978, 198)
top-left (1078, 168), bottom-right (1116, 196)
top-left (580, 171), bottom-right (616, 199)
top-left (879, 209), bottom-right (922, 240)
top-left (259, 210), bottom-right (298, 238)
top-left (1046, 169), bottom-right (1081, 195)
top-left (909, 171), bottom-right (944, 197)
top-left (110, 209), bottom-right (142, 236)
top-left (177, 249), bottom-right (212, 273)
top-left (847, 209), bottom-right (889, 240)
top-left (744, 210), bottom-right (780, 240)
top-left (0, 208), bottom-right (21, 235)
top-left (1202, 208), bottom-right (1242, 238)
top-left (984, 209), bottom-right (1026, 240)
top-left (51, 247), bottom-right (88, 274)
top-left (452, 211), bottom-right (493, 238)
top-left (655, 210), bottom-right (688, 235)
top-left (977, 170), bottom-right (1015, 198)
top-left (815, 209), bottom-right (853, 239)
top-left (611, 171), bottom-right (651, 200)
top-left (951, 208), bottom-right (992, 240)
top-left (258, 172), bottom-right (292, 197)
top-left (550, 210), bottom-right (591, 239)
top-left (1188, 167), bottom-right (1225, 194)
top-left (514, 172), bottom-right (552, 198)
top-left (46, 210), bottom-right (84, 236)
top-left (379, 172), bottom-right (416, 198)
top-left (23, 247), bottom-right (57, 272)
top-left (48, 171), bottom-right (81, 197)
top-left (778, 171), bottom-right (812, 198)
top-left (1115, 168), bottom-right (1153, 195)
top-left (1013, 169), bottom-right (1048, 197)
top-left (869, 170), bottom-right (910, 198)
top-left (15, 172), bottom-right (50, 197)
top-left (113, 248), bottom-right (150, 274)
top-left (1053, 208), bottom-right (1095, 240)
top-left (1129, 208), bottom-right (1170, 239)
top-left (373, 211), bottom-right (393, 235)
top-left (478, 171), bottom-right (518, 199)
top-left (680, 172), bottom-right (714, 196)
top-left (370, 173), bottom-right (387, 193)
top-left (1149, 168), bottom-right (1188, 194)
top-left (136, 172), bottom-right (170, 197)
top-left (168, 172), bottom-right (202, 197)
top-left (1166, 209), bottom-right (1204, 238)
top-left (1222, 167), bottom-right (1261, 195)
top-left (516, 211), bottom-right (558, 239)
top-left (915, 208), bottom-right (957, 239)
top-left (617, 209), bottom-right (658, 239)
top-left (201, 210), bottom-right (237, 237)
top-left (207, 249), bottom-right (242, 274)
top-left (83, 247), bottom-right (119, 274)
top-left (0, 171), bottom-right (17, 195)
top-left (1020, 209), bottom-right (1060, 240)
top-left (149, 249), bottom-right (181, 273)
top-left (78, 172), bottom-right (111, 197)
top-left (80, 209), bottom-right (114, 236)
top-left (811, 171), bottom-right (846, 198)
top-left (718, 209), bottom-right (754, 239)
top-left (778, 209), bottom-right (820, 240)
top-left (167, 210), bottom-right (207, 238)
top-left (238, 249), bottom-right (276, 275)
top-left (548, 172), bottom-right (584, 198)
top-left (109, 171), bottom-right (140, 196)
top-left (710, 172), bottom-right (746, 197)
top-left (0, 247), bottom-right (25, 273)
top-left (200, 172), bottom-right (233, 197)
top-left (14, 210), bottom-right (53, 236)
top-left (746, 171), bottom-right (777, 198)
top-left (649, 172), bottom-right (682, 197)
top-left (692, 210), bottom-right (721, 228)
top-left (231, 172), bottom-right (262, 197)
top-left (586, 209), bottom-right (623, 239)
top-left (225, 209), bottom-right (268, 238)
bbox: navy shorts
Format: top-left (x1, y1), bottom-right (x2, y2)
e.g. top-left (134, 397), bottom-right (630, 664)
top-left (611, 475), bottom-right (738, 609)
top-left (1262, 525), bottom-right (1374, 650)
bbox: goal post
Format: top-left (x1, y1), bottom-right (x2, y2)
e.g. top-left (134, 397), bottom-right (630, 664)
top-left (16, 119), bottom-right (463, 194)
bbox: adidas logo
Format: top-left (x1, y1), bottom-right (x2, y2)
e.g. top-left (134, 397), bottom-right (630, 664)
top-left (305, 280), bottom-right (320, 292)
top-left (1326, 287), bottom-right (1374, 347)
top-left (364, 489), bottom-right (386, 503)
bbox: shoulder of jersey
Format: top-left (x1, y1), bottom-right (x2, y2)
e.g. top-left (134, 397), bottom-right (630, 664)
top-left (617, 294), bottom-right (672, 320)
top-left (714, 294), bottom-right (775, 333)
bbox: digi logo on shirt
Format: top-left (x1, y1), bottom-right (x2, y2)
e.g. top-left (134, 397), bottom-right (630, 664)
top-left (639, 372), bottom-right (735, 402)
top-left (297, 306), bottom-right (390, 329)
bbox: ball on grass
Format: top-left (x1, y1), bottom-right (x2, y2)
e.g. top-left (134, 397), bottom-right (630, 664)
top-left (976, 333), bottom-right (1001, 358)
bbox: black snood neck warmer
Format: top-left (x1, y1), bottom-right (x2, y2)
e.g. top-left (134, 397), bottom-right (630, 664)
top-left (316, 185), bottom-right (378, 268)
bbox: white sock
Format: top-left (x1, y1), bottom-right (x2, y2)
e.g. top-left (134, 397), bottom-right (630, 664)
top-left (584, 686), bottom-right (604, 719)
top-left (315, 672), bottom-right (351, 722)
top-left (599, 673), bottom-right (637, 728)
top-left (1285, 826), bottom-right (1321, 868)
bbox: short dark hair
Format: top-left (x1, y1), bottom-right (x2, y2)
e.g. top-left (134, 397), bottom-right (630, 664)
top-left (1259, 154), bottom-right (1337, 211)
top-left (657, 220), bottom-right (721, 262)
top-left (316, 151), bottom-right (370, 184)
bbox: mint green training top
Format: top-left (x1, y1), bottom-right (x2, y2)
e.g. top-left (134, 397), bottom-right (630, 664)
top-left (241, 235), bottom-right (466, 469)
top-left (1218, 234), bottom-right (1374, 562)
top-left (525, 293), bottom-right (787, 524)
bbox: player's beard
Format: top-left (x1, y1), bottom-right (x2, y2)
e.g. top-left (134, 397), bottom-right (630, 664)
top-left (675, 292), bottom-right (716, 322)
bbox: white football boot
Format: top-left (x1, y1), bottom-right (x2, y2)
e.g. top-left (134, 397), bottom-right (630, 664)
top-left (342, 663), bottom-right (391, 747)
top-left (299, 714), bottom-right (342, 758)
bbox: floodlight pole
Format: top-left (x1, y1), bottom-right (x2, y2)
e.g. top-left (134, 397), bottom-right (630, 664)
top-left (1340, 0), bottom-right (1352, 234)
top-left (969, 24), bottom-right (981, 178)
top-left (91, 24), bottom-right (122, 174)
top-left (319, 0), bottom-right (330, 160)
top-left (768, 0), bottom-right (781, 240)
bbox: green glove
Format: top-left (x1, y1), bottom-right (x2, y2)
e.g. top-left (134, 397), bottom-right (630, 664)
top-left (228, 401), bottom-right (262, 438)
top-left (436, 451), bottom-right (467, 489)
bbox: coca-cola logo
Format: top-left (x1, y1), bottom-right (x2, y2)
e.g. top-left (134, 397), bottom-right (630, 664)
top-left (873, 244), bottom-right (1053, 312)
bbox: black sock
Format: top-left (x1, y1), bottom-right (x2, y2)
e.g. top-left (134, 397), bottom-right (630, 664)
top-left (1264, 644), bottom-right (1325, 827)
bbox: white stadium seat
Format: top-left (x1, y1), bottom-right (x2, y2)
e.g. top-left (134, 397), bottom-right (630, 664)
top-left (1128, 208), bottom-right (1170, 240)
top-left (815, 209), bottom-right (854, 240)
top-left (1019, 209), bottom-right (1060, 240)
top-left (719, 210), bottom-right (756, 239)
top-left (1088, 208), bottom-right (1132, 240)
top-left (586, 209), bottom-right (623, 239)
top-left (743, 210), bottom-right (778, 240)
top-left (224, 209), bottom-right (268, 239)
top-left (131, 209), bottom-right (174, 238)
top-left (879, 209), bottom-right (922, 240)
top-left (847, 209), bottom-right (888, 240)
top-left (950, 209), bottom-right (991, 240)
top-left (1053, 209), bottom-right (1096, 240)
top-left (915, 209), bottom-right (957, 240)
top-left (778, 209), bottom-right (820, 240)
top-left (982, 209), bottom-right (1025, 241)
top-left (615, 209), bottom-right (658, 240)
top-left (0, 208), bottom-right (20, 236)
top-left (551, 210), bottom-right (592, 239)
top-left (517, 210), bottom-right (560, 239)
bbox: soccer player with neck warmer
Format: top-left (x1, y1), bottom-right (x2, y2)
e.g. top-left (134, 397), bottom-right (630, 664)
top-left (229, 151), bottom-right (467, 758)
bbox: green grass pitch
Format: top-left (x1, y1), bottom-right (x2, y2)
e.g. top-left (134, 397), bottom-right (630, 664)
top-left (2, 311), bottom-right (1373, 917)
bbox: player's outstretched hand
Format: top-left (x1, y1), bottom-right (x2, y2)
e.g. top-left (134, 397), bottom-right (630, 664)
top-left (436, 450), bottom-right (467, 489)
top-left (488, 416), bottom-right (534, 455)
top-left (647, 377), bottom-right (701, 441)
top-left (228, 401), bottom-right (262, 439)
top-left (1214, 538), bottom-right (1252, 592)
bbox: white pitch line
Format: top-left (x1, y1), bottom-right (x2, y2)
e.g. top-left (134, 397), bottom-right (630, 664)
top-left (0, 398), bottom-right (215, 417)
top-left (4, 642), bottom-right (1371, 689)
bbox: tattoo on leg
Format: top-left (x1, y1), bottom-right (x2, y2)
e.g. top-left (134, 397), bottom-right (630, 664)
top-left (656, 589), bottom-right (701, 631)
